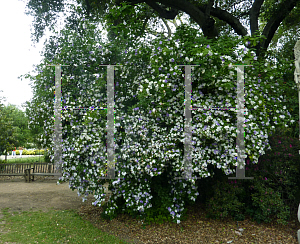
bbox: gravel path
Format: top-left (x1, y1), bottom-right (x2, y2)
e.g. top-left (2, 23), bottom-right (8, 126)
top-left (0, 177), bottom-right (111, 214)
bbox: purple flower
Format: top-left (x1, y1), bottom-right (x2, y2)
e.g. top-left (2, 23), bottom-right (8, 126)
top-left (207, 45), bottom-right (210, 48)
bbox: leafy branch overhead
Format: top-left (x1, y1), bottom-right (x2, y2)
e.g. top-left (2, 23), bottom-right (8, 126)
top-left (24, 0), bottom-right (300, 59)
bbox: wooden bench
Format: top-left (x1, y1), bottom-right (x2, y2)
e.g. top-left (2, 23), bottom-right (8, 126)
top-left (0, 163), bottom-right (32, 182)
top-left (0, 163), bottom-right (62, 182)
top-left (26, 163), bottom-right (62, 182)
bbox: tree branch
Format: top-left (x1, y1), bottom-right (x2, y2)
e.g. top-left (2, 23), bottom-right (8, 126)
top-left (198, 4), bottom-right (248, 36)
top-left (171, 18), bottom-right (178, 28)
top-left (161, 18), bottom-right (172, 37)
top-left (139, 9), bottom-right (155, 37)
top-left (238, 10), bottom-right (250, 18)
top-left (205, 0), bottom-right (214, 16)
top-left (259, 0), bottom-right (299, 56)
top-left (249, 0), bottom-right (264, 36)
top-left (145, 1), bottom-right (179, 19)
top-left (153, 0), bottom-right (219, 38)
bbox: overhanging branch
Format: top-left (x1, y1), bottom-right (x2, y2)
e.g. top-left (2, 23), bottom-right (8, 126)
top-left (249, 0), bottom-right (264, 36)
top-left (145, 1), bottom-right (179, 19)
top-left (260, 0), bottom-right (299, 56)
top-left (198, 4), bottom-right (248, 36)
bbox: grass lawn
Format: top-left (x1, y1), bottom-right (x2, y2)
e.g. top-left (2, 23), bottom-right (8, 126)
top-left (0, 155), bottom-right (133, 243)
top-left (0, 207), bottom-right (132, 244)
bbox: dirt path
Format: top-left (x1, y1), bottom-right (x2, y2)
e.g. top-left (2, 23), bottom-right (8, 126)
top-left (0, 177), bottom-right (111, 215)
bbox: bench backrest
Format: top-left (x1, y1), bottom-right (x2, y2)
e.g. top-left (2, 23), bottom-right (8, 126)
top-left (0, 163), bottom-right (32, 173)
top-left (0, 163), bottom-right (60, 174)
top-left (32, 163), bottom-right (60, 173)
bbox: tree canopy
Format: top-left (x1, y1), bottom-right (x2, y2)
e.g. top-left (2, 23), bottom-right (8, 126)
top-left (23, 0), bottom-right (300, 59)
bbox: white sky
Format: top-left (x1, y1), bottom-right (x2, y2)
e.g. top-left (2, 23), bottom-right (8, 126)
top-left (0, 0), bottom-right (270, 114)
top-left (0, 0), bottom-right (44, 112)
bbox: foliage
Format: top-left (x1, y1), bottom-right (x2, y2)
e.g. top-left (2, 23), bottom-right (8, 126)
top-left (205, 179), bottom-right (246, 221)
top-left (19, 2), bottom-right (298, 226)
top-left (3, 104), bottom-right (34, 147)
top-left (44, 149), bottom-right (51, 162)
top-left (0, 98), bottom-right (19, 155)
top-left (202, 126), bottom-right (300, 226)
top-left (24, 0), bottom-right (300, 60)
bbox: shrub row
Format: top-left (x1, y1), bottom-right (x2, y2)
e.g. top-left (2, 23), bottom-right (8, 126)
top-left (10, 149), bottom-right (48, 155)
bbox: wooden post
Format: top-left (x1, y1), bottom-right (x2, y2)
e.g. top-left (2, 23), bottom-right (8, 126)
top-left (294, 39), bottom-right (300, 244)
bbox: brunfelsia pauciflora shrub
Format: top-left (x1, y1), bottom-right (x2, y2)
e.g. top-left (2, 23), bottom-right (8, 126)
top-left (100, 164), bottom-right (191, 226)
top-left (21, 5), bottom-right (296, 225)
top-left (203, 126), bottom-right (300, 225)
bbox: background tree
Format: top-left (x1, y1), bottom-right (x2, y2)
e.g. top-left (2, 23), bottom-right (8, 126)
top-left (0, 94), bottom-right (19, 160)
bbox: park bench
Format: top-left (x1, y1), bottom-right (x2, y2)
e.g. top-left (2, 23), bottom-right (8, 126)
top-left (25, 163), bottom-right (62, 182)
top-left (0, 163), bottom-right (61, 182)
top-left (0, 163), bottom-right (32, 182)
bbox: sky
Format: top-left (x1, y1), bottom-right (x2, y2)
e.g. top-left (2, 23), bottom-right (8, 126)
top-left (0, 0), bottom-right (270, 114)
top-left (0, 0), bottom-right (80, 113)
top-left (0, 0), bottom-right (46, 112)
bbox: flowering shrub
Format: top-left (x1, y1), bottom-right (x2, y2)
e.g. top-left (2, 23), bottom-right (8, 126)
top-left (203, 126), bottom-right (300, 225)
top-left (21, 3), bottom-right (296, 225)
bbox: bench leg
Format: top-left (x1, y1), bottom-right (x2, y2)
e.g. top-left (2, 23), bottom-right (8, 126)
top-left (24, 171), bottom-right (28, 182)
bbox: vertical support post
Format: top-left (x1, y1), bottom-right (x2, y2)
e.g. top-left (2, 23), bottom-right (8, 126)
top-left (48, 64), bottom-right (69, 177)
top-left (175, 65), bottom-right (199, 180)
top-left (54, 65), bottom-right (62, 175)
top-left (107, 65), bottom-right (115, 179)
top-left (98, 65), bottom-right (122, 180)
top-left (229, 65), bottom-right (253, 179)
